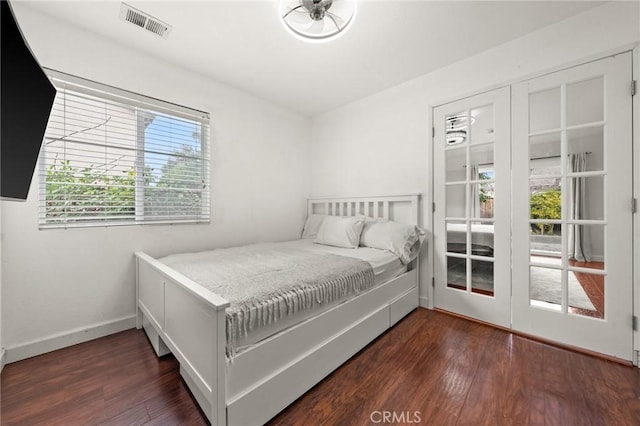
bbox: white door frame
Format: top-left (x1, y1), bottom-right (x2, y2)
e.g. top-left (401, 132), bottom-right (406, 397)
top-left (511, 52), bottom-right (633, 360)
top-left (632, 45), bottom-right (640, 365)
top-left (432, 86), bottom-right (511, 327)
top-left (427, 46), bottom-right (638, 364)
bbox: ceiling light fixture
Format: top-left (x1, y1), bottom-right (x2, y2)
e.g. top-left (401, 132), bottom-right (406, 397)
top-left (280, 0), bottom-right (356, 42)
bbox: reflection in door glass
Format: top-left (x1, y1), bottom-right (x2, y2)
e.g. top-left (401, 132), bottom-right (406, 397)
top-left (471, 259), bottom-right (494, 296)
top-left (530, 266), bottom-right (562, 311)
top-left (568, 175), bottom-right (604, 221)
top-left (471, 183), bottom-right (494, 219)
top-left (530, 225), bottom-right (562, 258)
top-left (529, 87), bottom-right (561, 132)
top-left (566, 223), bottom-right (604, 266)
top-left (446, 221), bottom-right (467, 255)
top-left (470, 104), bottom-right (493, 145)
top-left (567, 76), bottom-right (604, 126)
top-left (529, 133), bottom-right (561, 176)
top-left (446, 184), bottom-right (466, 218)
top-left (568, 127), bottom-right (604, 172)
top-left (567, 269), bottom-right (604, 319)
top-left (445, 111), bottom-right (469, 146)
top-left (530, 178), bottom-right (562, 220)
top-left (446, 148), bottom-right (466, 182)
top-left (471, 221), bottom-right (494, 257)
top-left (447, 256), bottom-right (467, 291)
top-left (470, 144), bottom-right (494, 178)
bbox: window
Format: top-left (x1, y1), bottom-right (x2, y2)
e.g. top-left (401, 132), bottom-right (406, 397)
top-left (39, 70), bottom-right (210, 228)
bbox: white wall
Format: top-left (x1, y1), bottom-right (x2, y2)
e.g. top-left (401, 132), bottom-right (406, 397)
top-left (309, 1), bottom-right (640, 306)
top-left (4, 1), bottom-right (638, 361)
top-left (1, 5), bottom-right (311, 360)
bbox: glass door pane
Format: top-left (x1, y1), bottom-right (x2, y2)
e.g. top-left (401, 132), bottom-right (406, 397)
top-left (524, 79), bottom-right (606, 319)
top-left (434, 86), bottom-right (510, 328)
top-left (524, 82), bottom-right (605, 319)
top-left (443, 108), bottom-right (496, 297)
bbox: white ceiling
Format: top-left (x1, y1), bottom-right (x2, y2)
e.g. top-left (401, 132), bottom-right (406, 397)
top-left (16, 1), bottom-right (603, 116)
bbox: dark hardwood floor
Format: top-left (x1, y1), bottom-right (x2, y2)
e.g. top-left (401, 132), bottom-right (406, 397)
top-left (3, 309), bottom-right (640, 425)
top-left (0, 329), bottom-right (207, 425)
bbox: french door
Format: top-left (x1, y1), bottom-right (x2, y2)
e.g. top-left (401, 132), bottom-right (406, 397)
top-left (433, 52), bottom-right (634, 360)
top-left (512, 52), bottom-right (633, 360)
top-left (433, 86), bottom-right (511, 327)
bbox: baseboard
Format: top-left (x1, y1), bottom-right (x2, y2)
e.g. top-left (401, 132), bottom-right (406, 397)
top-left (5, 315), bottom-right (136, 364)
top-left (419, 295), bottom-right (431, 309)
top-left (1, 348), bottom-right (6, 372)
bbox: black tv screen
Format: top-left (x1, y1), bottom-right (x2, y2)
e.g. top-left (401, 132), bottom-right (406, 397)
top-left (1, 0), bottom-right (56, 200)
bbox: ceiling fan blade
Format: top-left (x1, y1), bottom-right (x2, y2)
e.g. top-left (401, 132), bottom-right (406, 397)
top-left (283, 4), bottom-right (305, 19)
top-left (304, 19), bottom-right (325, 35)
top-left (325, 11), bottom-right (343, 32)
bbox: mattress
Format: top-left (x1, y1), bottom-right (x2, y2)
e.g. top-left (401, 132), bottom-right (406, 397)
top-left (235, 239), bottom-right (407, 352)
top-left (159, 239), bottom-right (407, 357)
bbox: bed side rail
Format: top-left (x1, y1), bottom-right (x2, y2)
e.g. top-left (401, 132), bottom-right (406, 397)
top-left (135, 252), bottom-right (230, 310)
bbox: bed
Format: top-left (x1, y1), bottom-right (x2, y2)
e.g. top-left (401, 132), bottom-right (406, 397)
top-left (135, 195), bottom-right (422, 425)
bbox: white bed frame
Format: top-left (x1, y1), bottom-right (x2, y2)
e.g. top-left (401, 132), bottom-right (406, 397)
top-left (135, 194), bottom-right (421, 425)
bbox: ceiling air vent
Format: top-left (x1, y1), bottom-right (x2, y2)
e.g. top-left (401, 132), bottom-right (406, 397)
top-left (119, 3), bottom-right (172, 39)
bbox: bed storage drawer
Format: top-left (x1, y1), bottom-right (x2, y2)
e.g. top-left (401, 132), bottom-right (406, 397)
top-left (142, 313), bottom-right (170, 357)
top-left (389, 286), bottom-right (418, 325)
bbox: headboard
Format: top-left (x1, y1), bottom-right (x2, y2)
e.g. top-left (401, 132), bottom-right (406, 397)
top-left (307, 194), bottom-right (420, 226)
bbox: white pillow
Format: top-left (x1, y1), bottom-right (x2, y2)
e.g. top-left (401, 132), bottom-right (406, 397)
top-left (360, 219), bottom-right (425, 264)
top-left (301, 214), bottom-right (326, 239)
top-left (314, 215), bottom-right (366, 249)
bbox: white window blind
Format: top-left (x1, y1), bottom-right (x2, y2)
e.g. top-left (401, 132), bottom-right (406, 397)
top-left (39, 70), bottom-right (210, 228)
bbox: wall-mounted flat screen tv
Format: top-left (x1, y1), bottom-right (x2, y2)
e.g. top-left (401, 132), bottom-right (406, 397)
top-left (1, 0), bottom-right (57, 200)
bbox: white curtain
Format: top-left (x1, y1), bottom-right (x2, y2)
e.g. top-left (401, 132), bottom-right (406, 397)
top-left (568, 153), bottom-right (591, 262)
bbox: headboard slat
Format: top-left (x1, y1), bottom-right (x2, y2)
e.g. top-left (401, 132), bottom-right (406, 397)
top-left (307, 195), bottom-right (420, 226)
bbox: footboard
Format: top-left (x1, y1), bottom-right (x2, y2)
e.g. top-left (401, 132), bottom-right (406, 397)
top-left (135, 252), bottom-right (229, 425)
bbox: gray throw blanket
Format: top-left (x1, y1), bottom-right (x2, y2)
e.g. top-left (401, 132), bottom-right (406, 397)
top-left (160, 243), bottom-right (375, 359)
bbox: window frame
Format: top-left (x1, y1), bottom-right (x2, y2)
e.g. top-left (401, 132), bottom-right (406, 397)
top-left (39, 69), bottom-right (211, 229)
